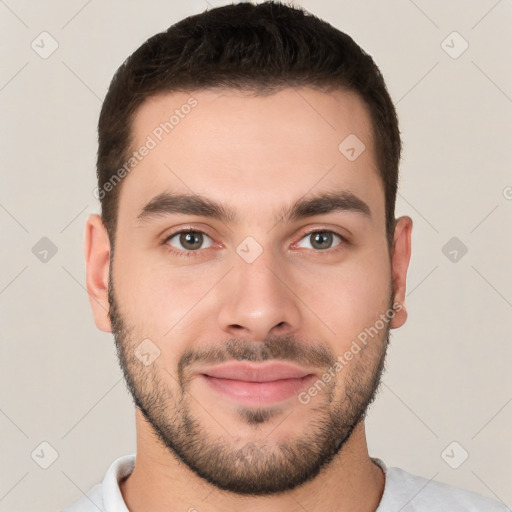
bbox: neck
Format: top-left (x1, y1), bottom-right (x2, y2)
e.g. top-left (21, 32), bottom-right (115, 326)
top-left (120, 410), bottom-right (385, 512)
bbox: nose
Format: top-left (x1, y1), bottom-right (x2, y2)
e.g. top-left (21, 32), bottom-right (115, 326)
top-left (216, 247), bottom-right (303, 342)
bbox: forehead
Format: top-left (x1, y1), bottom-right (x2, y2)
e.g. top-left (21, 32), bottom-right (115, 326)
top-left (118, 87), bottom-right (384, 227)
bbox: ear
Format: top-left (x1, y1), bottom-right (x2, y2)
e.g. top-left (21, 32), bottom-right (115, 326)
top-left (84, 214), bottom-right (112, 332)
top-left (389, 216), bottom-right (413, 329)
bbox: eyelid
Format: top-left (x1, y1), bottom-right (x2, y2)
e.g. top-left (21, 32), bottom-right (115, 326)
top-left (295, 225), bottom-right (349, 242)
top-left (162, 227), bottom-right (216, 247)
top-left (292, 228), bottom-right (348, 253)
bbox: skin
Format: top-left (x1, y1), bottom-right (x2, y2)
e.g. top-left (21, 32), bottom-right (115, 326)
top-left (85, 87), bottom-right (412, 512)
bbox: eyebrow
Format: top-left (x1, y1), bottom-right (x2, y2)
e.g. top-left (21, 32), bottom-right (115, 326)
top-left (136, 189), bottom-right (371, 225)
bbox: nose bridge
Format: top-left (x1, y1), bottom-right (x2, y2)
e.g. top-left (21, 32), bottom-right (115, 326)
top-left (216, 237), bottom-right (302, 340)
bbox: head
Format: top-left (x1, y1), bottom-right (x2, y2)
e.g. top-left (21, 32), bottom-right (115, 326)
top-left (85, 1), bottom-right (412, 496)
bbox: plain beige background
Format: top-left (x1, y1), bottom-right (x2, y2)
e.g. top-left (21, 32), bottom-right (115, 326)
top-left (0, 1), bottom-right (511, 511)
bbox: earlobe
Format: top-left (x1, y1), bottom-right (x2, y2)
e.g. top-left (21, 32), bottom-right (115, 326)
top-left (389, 216), bottom-right (413, 329)
top-left (84, 214), bottom-right (112, 332)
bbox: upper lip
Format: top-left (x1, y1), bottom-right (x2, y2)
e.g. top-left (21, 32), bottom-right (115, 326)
top-left (197, 361), bottom-right (316, 382)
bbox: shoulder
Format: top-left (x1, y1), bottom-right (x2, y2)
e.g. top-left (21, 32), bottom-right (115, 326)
top-left (378, 463), bottom-right (509, 512)
top-left (61, 483), bottom-right (103, 512)
top-left (60, 454), bottom-right (136, 512)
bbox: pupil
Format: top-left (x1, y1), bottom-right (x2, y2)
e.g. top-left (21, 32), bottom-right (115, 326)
top-left (182, 232), bottom-right (202, 250)
top-left (312, 232), bottom-right (332, 250)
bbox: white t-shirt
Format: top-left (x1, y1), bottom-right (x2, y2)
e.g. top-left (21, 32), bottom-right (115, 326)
top-left (62, 454), bottom-right (509, 511)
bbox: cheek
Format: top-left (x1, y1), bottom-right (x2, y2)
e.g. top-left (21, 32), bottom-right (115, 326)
top-left (294, 249), bottom-right (391, 346)
top-left (114, 231), bottom-right (391, 353)
top-left (114, 249), bottom-right (217, 336)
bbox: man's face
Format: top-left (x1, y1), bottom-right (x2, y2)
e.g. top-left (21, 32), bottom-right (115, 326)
top-left (103, 87), bottom-right (406, 495)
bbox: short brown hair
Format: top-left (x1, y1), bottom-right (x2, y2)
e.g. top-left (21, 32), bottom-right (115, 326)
top-left (97, 1), bottom-right (401, 250)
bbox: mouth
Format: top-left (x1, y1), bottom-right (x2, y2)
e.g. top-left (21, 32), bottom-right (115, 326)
top-left (195, 361), bottom-right (318, 406)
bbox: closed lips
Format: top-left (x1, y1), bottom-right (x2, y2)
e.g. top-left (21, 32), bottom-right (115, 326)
top-left (199, 362), bottom-right (316, 382)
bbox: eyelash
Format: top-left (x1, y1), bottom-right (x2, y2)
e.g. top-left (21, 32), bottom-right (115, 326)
top-left (162, 228), bottom-right (348, 259)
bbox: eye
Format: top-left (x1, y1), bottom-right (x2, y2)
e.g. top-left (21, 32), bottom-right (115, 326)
top-left (164, 229), bottom-right (214, 252)
top-left (162, 228), bottom-right (346, 258)
top-left (296, 230), bottom-right (344, 251)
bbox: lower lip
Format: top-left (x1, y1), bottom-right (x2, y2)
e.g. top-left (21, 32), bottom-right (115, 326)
top-left (199, 374), bottom-right (316, 406)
